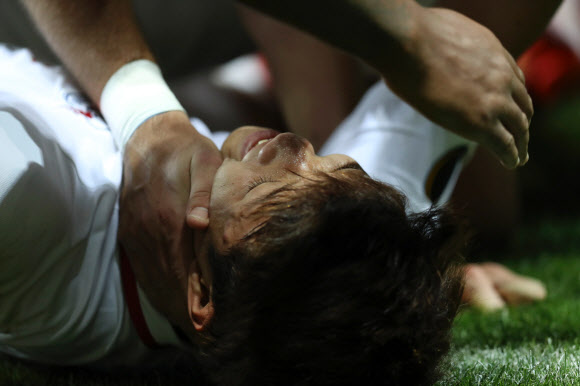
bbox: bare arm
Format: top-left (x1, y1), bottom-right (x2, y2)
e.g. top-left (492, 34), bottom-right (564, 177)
top-left (20, 0), bottom-right (222, 223)
top-left (239, 0), bottom-right (418, 74)
top-left (238, 0), bottom-right (533, 169)
top-left (437, 0), bottom-right (562, 58)
top-left (20, 1), bottom-right (223, 316)
top-left (20, 0), bottom-right (153, 105)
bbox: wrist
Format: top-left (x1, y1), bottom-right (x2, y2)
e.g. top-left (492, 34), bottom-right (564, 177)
top-left (354, 0), bottom-right (424, 72)
top-left (100, 60), bottom-right (185, 152)
top-left (125, 111), bottom-right (202, 159)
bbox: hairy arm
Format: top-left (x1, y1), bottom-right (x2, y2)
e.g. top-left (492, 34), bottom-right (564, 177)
top-left (20, 0), bottom-right (152, 105)
top-left (20, 0), bottom-right (222, 222)
top-left (20, 0), bottom-right (222, 318)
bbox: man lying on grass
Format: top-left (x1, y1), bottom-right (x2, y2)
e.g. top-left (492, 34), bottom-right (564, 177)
top-left (0, 45), bottom-right (544, 385)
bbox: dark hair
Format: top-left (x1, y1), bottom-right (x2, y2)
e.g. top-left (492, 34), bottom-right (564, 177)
top-left (199, 172), bottom-right (465, 386)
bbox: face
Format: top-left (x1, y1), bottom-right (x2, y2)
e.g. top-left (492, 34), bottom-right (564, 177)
top-left (199, 126), bottom-right (364, 256)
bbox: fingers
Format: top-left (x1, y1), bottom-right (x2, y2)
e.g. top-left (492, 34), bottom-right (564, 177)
top-left (511, 75), bottom-right (534, 122)
top-left (480, 263), bottom-right (547, 305)
top-left (510, 76), bottom-right (533, 165)
top-left (498, 101), bottom-right (530, 167)
top-left (485, 50), bottom-right (532, 168)
top-left (504, 47), bottom-right (526, 85)
top-left (186, 139), bottom-right (223, 230)
top-left (488, 94), bottom-right (531, 169)
top-left (487, 122), bottom-right (520, 169)
top-left (188, 207), bottom-right (210, 229)
top-left (463, 264), bottom-right (506, 311)
top-left (463, 263), bottom-right (547, 311)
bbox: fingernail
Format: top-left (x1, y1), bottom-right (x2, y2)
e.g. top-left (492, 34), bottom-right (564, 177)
top-left (188, 207), bottom-right (209, 223)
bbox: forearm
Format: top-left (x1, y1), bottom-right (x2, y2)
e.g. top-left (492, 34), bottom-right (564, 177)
top-left (238, 0), bottom-right (536, 169)
top-left (20, 0), bottom-right (154, 106)
top-left (436, 0), bottom-right (562, 58)
top-left (237, 0), bottom-right (422, 76)
top-left (239, 6), bottom-right (363, 150)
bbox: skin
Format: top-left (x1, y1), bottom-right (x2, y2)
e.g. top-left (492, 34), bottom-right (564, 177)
top-left (241, 0), bottom-right (561, 157)
top-left (239, 0), bottom-right (533, 168)
top-left (120, 122), bottom-right (547, 343)
top-left (19, 5), bottom-right (224, 326)
top-left (19, 0), bottom-right (223, 230)
top-left (463, 263), bottom-right (547, 312)
top-left (436, 0), bottom-right (563, 58)
top-left (119, 125), bottom-right (365, 338)
top-left (237, 1), bottom-right (560, 243)
top-left (190, 127), bottom-right (366, 331)
top-left (19, 1), bottom-right (543, 327)
top-left (205, 126), bottom-right (363, 252)
top-left (19, 0), bottom-right (552, 332)
top-left (117, 111), bottom-right (221, 336)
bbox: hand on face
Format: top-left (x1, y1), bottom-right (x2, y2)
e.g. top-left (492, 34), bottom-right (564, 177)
top-left (118, 121), bottom-right (364, 332)
top-left (382, 7), bottom-right (533, 169)
top-left (118, 111), bottom-right (222, 326)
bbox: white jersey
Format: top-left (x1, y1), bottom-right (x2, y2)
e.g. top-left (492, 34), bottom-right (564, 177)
top-left (0, 46), bottom-right (474, 368)
top-left (0, 46), bottom-right (192, 368)
top-left (320, 81), bottom-right (475, 213)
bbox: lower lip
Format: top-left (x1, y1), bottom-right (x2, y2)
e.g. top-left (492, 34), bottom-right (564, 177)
top-left (241, 129), bottom-right (280, 159)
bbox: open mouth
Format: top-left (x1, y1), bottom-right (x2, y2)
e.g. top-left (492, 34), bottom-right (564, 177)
top-left (241, 129), bottom-right (280, 159)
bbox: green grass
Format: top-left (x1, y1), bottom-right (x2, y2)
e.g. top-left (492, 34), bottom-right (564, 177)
top-left (435, 96), bottom-right (580, 385)
top-left (439, 218), bottom-right (580, 385)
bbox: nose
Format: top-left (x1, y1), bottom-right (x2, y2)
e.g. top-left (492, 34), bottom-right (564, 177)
top-left (257, 133), bottom-right (315, 166)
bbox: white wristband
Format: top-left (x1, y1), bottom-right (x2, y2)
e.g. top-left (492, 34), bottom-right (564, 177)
top-left (100, 60), bottom-right (185, 152)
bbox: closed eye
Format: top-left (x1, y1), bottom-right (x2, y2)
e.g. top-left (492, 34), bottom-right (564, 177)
top-left (333, 162), bottom-right (363, 172)
top-left (245, 176), bottom-right (276, 193)
top-left (246, 162), bottom-right (362, 194)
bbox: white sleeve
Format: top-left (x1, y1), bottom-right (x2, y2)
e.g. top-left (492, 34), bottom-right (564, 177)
top-left (0, 46), bottom-right (157, 367)
top-left (0, 111), bottom-right (47, 259)
top-left (0, 110), bottom-right (71, 302)
top-left (319, 81), bottom-right (477, 213)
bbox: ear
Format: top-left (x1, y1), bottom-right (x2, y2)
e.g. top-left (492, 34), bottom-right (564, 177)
top-left (187, 261), bottom-right (215, 332)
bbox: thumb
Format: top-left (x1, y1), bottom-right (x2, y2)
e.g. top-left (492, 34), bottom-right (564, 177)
top-left (186, 143), bottom-right (222, 230)
top-left (188, 206), bottom-right (210, 229)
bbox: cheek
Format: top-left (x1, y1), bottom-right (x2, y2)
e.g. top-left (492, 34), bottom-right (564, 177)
top-left (220, 135), bottom-right (237, 158)
top-left (208, 214), bottom-right (244, 255)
